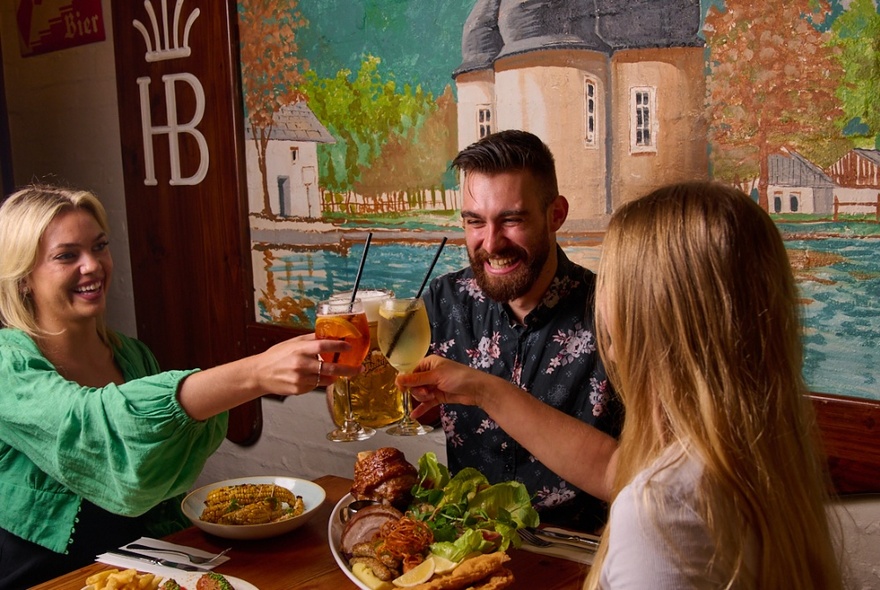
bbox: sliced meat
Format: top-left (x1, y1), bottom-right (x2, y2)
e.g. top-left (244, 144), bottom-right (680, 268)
top-left (340, 503), bottom-right (403, 555)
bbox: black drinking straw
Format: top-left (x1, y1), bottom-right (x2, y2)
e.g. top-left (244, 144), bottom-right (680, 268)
top-left (333, 233), bottom-right (372, 362)
top-left (349, 232), bottom-right (373, 306)
top-left (385, 237), bottom-right (447, 359)
top-left (415, 236), bottom-right (447, 298)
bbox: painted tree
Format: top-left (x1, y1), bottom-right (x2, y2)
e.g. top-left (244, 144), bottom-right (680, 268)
top-left (829, 0), bottom-right (880, 148)
top-left (300, 56), bottom-right (427, 211)
top-left (705, 0), bottom-right (845, 208)
top-left (238, 0), bottom-right (309, 217)
top-left (356, 85), bottom-right (458, 209)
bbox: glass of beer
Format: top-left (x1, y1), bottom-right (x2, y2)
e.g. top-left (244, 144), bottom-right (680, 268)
top-left (315, 299), bottom-right (373, 441)
top-left (377, 296), bottom-right (432, 436)
top-left (327, 289), bottom-right (402, 429)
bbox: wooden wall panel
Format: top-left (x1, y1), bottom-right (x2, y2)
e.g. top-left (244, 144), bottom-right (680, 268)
top-left (111, 1), bottom-right (260, 444)
top-left (812, 393), bottom-right (880, 495)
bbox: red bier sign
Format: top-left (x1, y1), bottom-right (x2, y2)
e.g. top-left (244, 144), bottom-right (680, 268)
top-left (16, 0), bottom-right (105, 58)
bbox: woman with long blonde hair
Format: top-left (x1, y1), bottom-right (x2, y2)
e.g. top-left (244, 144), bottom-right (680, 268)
top-left (399, 181), bottom-right (843, 588)
top-left (585, 181), bottom-right (842, 589)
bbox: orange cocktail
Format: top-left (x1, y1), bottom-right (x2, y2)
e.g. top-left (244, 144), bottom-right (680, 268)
top-left (315, 299), bottom-right (373, 442)
top-left (315, 310), bottom-right (370, 368)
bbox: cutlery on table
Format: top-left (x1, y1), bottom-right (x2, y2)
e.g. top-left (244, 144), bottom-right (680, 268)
top-left (518, 527), bottom-right (599, 551)
top-left (105, 549), bottom-right (203, 571)
top-left (125, 543), bottom-right (231, 564)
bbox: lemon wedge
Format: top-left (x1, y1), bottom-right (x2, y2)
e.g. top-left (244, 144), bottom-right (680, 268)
top-left (428, 554), bottom-right (458, 575)
top-left (392, 558), bottom-right (436, 587)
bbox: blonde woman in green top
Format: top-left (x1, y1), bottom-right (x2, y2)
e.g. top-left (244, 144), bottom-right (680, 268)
top-left (0, 184), bottom-right (358, 587)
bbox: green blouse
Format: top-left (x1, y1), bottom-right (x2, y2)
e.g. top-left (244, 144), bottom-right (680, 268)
top-left (0, 328), bottom-right (228, 553)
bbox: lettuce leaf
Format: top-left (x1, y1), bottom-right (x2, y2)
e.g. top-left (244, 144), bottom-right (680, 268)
top-left (409, 452), bottom-right (540, 557)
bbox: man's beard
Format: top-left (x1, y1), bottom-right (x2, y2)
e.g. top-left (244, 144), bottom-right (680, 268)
top-left (469, 241), bottom-right (550, 302)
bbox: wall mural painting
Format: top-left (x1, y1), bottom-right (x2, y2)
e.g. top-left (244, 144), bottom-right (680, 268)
top-left (236, 0), bottom-right (880, 401)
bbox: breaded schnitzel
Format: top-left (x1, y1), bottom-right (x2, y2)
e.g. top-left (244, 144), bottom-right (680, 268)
top-left (404, 552), bottom-right (513, 590)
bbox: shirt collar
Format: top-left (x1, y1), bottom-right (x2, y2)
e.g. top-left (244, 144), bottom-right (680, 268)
top-left (495, 246), bottom-right (579, 327)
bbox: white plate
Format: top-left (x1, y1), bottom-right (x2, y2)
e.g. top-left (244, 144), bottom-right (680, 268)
top-left (328, 493), bottom-right (371, 590)
top-left (182, 476), bottom-right (326, 540)
top-left (83, 571), bottom-right (257, 590)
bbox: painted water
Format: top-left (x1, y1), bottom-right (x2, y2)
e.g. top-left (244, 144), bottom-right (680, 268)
top-left (260, 238), bottom-right (880, 402)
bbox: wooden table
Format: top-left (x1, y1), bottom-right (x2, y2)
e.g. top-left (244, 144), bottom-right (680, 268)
top-left (31, 475), bottom-right (589, 589)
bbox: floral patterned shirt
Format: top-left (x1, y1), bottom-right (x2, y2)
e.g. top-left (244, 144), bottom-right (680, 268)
top-left (424, 247), bottom-right (621, 531)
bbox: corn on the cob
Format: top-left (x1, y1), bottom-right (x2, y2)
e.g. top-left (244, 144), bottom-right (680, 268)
top-left (217, 499), bottom-right (282, 525)
top-left (200, 500), bottom-right (236, 523)
top-left (206, 483), bottom-right (293, 506)
top-left (274, 496), bottom-right (306, 522)
top-left (200, 483), bottom-right (304, 524)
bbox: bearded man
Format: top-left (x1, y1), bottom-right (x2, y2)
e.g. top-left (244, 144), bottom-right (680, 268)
top-left (421, 130), bottom-right (621, 532)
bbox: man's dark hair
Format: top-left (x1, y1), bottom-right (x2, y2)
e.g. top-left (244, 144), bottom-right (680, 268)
top-left (451, 130), bottom-right (559, 209)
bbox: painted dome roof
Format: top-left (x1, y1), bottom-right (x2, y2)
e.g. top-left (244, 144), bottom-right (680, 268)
top-left (594, 0), bottom-right (703, 50)
top-left (455, 0), bottom-right (702, 76)
top-left (455, 0), bottom-right (504, 75)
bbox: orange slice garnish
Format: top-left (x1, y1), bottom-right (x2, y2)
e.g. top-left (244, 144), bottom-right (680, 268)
top-left (315, 315), bottom-right (364, 341)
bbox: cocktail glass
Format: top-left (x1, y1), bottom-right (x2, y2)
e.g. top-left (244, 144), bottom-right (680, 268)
top-left (377, 297), bottom-right (432, 436)
top-left (326, 289), bottom-right (402, 428)
top-left (316, 299), bottom-right (373, 442)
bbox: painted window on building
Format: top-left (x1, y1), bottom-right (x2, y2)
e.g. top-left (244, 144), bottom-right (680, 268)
top-left (631, 87), bottom-right (657, 153)
top-left (585, 78), bottom-right (596, 146)
top-left (290, 146), bottom-right (299, 163)
top-left (478, 106), bottom-right (492, 138)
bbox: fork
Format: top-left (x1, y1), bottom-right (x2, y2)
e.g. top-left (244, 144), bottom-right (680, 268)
top-left (518, 528), bottom-right (599, 552)
top-left (125, 544), bottom-right (231, 564)
top-left (517, 527), bottom-right (553, 547)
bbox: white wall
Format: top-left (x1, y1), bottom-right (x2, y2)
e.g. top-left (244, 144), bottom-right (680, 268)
top-left (195, 390), bottom-right (447, 488)
top-left (831, 495), bottom-right (880, 589)
top-left (0, 0), bottom-right (135, 336)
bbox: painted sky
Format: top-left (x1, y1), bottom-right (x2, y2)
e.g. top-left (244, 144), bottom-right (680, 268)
top-left (296, 0), bottom-right (474, 96)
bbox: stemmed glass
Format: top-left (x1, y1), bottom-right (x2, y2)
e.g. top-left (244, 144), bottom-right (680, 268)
top-left (315, 299), bottom-right (373, 441)
top-left (377, 297), bottom-right (432, 436)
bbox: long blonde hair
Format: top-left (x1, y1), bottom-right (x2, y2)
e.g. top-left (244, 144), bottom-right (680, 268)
top-left (585, 182), bottom-right (841, 589)
top-left (0, 184), bottom-right (114, 344)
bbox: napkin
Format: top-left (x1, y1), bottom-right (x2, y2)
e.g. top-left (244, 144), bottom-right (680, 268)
top-left (517, 527), bottom-right (597, 565)
top-left (120, 536), bottom-right (230, 568)
top-left (95, 536), bottom-right (231, 577)
top-left (96, 552), bottom-right (199, 579)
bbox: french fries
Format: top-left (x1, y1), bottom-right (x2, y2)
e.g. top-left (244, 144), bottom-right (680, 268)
top-left (85, 568), bottom-right (161, 590)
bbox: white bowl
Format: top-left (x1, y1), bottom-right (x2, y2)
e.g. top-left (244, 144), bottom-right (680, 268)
top-left (182, 476), bottom-right (325, 540)
top-left (328, 493), bottom-right (370, 590)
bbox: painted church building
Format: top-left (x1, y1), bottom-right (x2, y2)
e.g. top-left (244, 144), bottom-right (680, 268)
top-left (454, 0), bottom-right (710, 226)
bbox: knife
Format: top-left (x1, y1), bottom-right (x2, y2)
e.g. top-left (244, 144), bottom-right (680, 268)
top-left (105, 549), bottom-right (204, 572)
top-left (528, 528), bottom-right (601, 550)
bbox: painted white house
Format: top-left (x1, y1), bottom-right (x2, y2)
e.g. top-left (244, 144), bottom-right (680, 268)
top-left (453, 0), bottom-right (709, 226)
top-left (244, 102), bottom-right (335, 219)
top-left (767, 148), bottom-right (835, 214)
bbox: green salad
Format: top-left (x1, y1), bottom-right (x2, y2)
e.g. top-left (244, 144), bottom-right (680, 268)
top-left (408, 453), bottom-right (540, 563)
